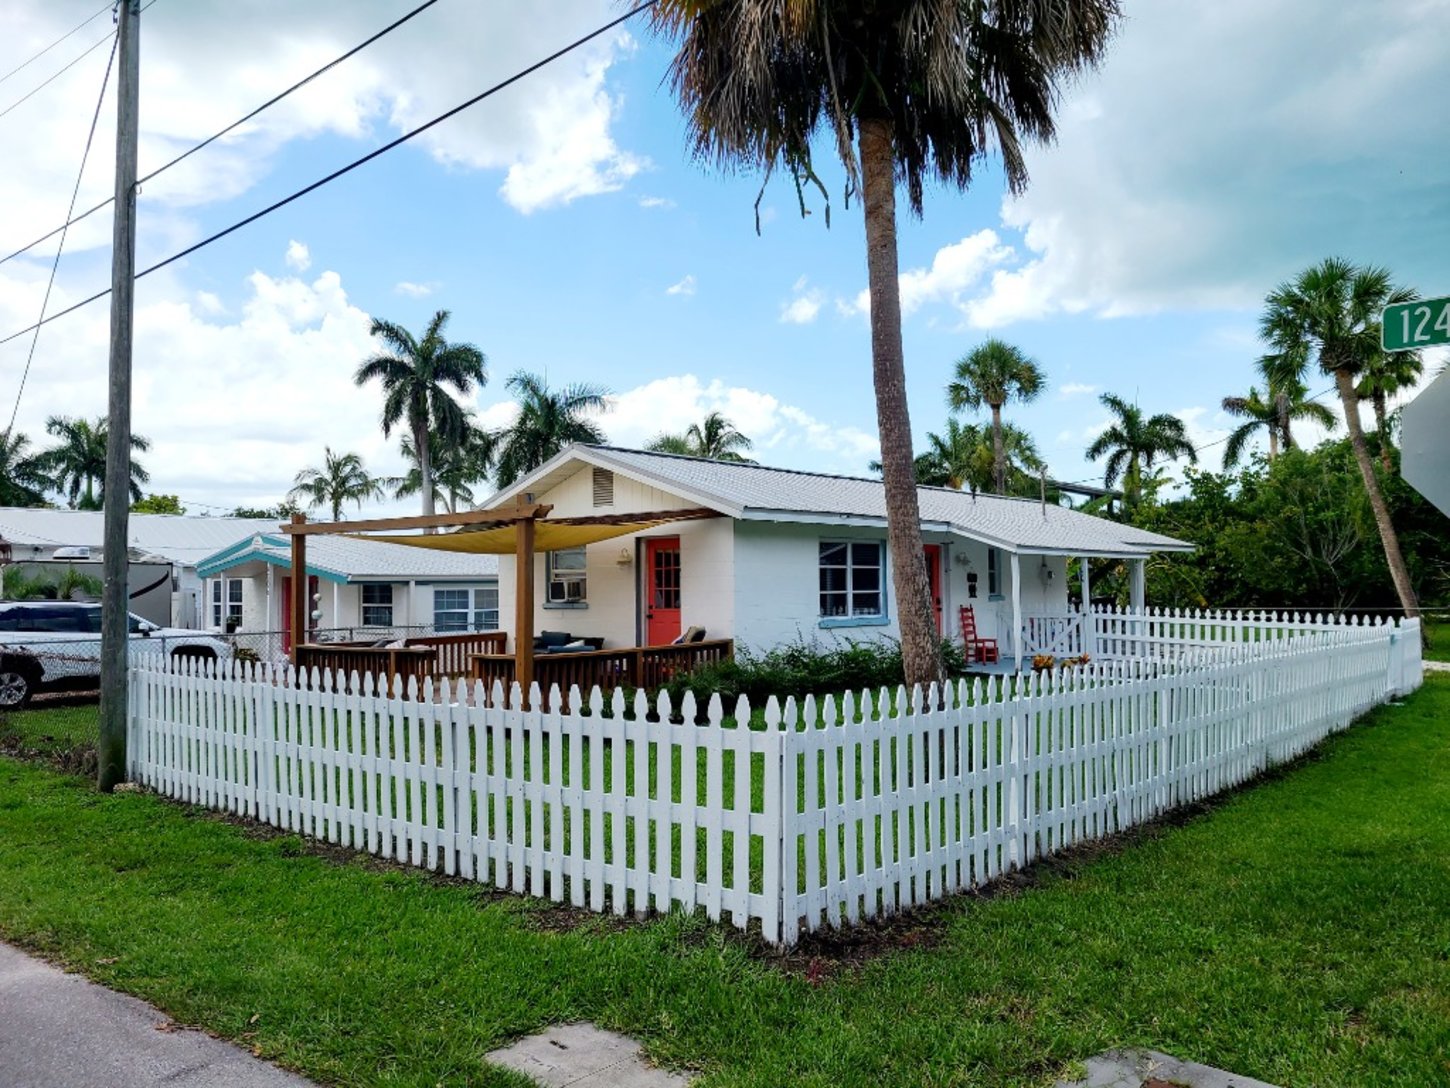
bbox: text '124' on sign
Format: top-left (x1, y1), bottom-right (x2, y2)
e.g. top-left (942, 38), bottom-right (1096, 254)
top-left (1383, 296), bottom-right (1450, 351)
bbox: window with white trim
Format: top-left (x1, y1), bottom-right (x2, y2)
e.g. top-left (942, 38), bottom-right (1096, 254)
top-left (433, 586), bottom-right (500, 632)
top-left (987, 547), bottom-right (1002, 597)
top-left (210, 578), bottom-right (243, 630)
top-left (546, 547), bottom-right (587, 604)
top-left (819, 541), bottom-right (885, 618)
top-left (361, 584), bottom-right (393, 627)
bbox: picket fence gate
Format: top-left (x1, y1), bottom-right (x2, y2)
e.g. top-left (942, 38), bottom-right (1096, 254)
top-left (127, 615), bottom-right (1422, 946)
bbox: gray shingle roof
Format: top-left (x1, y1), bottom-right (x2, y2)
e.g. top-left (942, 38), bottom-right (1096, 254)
top-left (497, 445), bottom-right (1192, 557)
top-left (199, 534), bottom-right (498, 581)
top-left (0, 508), bottom-right (278, 566)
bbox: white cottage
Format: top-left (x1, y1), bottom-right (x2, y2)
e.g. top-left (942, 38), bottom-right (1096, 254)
top-left (483, 445), bottom-right (1193, 662)
top-left (195, 532), bottom-right (499, 654)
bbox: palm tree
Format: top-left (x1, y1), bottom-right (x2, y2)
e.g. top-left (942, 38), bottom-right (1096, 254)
top-left (353, 310), bottom-right (487, 522)
top-left (1085, 394), bottom-right (1196, 509)
top-left (646, 411), bottom-right (755, 462)
top-left (34, 416), bottom-right (150, 509)
top-left (288, 448), bottom-right (386, 522)
top-left (900, 418), bottom-right (1043, 493)
top-left (392, 424), bottom-right (497, 514)
top-left (1357, 349), bottom-right (1423, 470)
top-left (947, 339), bottom-right (1046, 493)
top-left (493, 372), bottom-right (610, 488)
top-left (0, 431), bottom-right (52, 507)
top-left (1260, 258), bottom-right (1421, 617)
top-left (648, 0), bottom-right (1119, 688)
top-left (1221, 381), bottom-right (1336, 468)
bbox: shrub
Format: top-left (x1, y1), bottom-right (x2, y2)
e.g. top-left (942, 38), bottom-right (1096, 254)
top-left (660, 635), bottom-right (968, 708)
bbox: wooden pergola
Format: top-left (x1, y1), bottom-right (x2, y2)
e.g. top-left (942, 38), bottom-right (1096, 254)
top-left (279, 498), bottom-right (721, 693)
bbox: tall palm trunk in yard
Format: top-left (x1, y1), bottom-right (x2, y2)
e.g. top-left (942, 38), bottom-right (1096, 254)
top-left (414, 419), bottom-right (435, 520)
top-left (1333, 368), bottom-right (1419, 617)
top-left (990, 403), bottom-right (1006, 493)
top-left (860, 118), bottom-right (939, 688)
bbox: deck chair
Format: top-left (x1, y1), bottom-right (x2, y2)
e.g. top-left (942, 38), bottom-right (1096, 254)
top-left (672, 625), bottom-right (706, 645)
top-left (958, 606), bottom-right (1000, 664)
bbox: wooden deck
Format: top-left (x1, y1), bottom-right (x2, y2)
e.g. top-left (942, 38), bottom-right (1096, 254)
top-left (295, 631), bottom-right (508, 692)
top-left (470, 639), bottom-right (733, 707)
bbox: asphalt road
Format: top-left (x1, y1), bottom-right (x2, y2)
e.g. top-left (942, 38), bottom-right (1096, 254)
top-left (0, 942), bottom-right (314, 1087)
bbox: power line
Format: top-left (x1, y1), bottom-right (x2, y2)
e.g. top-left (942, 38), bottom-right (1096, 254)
top-left (5, 33), bottom-right (119, 437)
top-left (0, 25), bottom-right (116, 124)
top-left (0, 1), bottom-right (113, 87)
top-left (0, 0), bottom-right (442, 271)
top-left (0, 0), bottom-right (656, 350)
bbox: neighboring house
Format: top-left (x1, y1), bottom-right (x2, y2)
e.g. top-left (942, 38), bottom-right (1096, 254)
top-left (482, 445), bottom-right (1194, 659)
top-left (196, 532), bottom-right (499, 650)
top-left (0, 508), bottom-right (277, 627)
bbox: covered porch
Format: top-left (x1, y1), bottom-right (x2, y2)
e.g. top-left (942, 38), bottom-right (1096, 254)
top-left (959, 547), bottom-right (1151, 670)
top-left (279, 500), bottom-right (732, 702)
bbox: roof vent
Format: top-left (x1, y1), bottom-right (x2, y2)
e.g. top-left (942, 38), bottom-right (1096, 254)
top-left (592, 467), bottom-right (614, 508)
top-left (52, 546), bottom-right (91, 560)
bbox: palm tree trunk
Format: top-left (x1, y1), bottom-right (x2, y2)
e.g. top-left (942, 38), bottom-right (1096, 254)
top-left (415, 420), bottom-right (436, 524)
top-left (990, 403), bottom-right (1005, 493)
top-left (1373, 391), bottom-right (1392, 471)
top-left (1268, 426), bottom-right (1279, 460)
top-left (1334, 369), bottom-right (1419, 617)
top-left (1276, 391), bottom-right (1291, 454)
top-left (859, 117), bottom-right (941, 690)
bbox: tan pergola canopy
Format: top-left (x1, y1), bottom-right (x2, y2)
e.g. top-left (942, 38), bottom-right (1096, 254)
top-left (359, 513), bottom-right (702, 554)
top-left (280, 501), bottom-right (721, 695)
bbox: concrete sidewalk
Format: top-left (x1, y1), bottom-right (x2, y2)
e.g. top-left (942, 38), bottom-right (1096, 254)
top-left (0, 941), bottom-right (314, 1087)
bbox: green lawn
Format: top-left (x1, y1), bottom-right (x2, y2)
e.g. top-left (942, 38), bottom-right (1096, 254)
top-left (1, 681), bottom-right (1448, 1087)
top-left (1424, 620), bottom-right (1449, 663)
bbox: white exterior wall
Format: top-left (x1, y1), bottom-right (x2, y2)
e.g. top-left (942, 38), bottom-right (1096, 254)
top-left (497, 463), bottom-right (733, 647)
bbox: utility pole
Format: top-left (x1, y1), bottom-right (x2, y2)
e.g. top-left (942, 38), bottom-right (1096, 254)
top-left (98, 0), bottom-right (141, 792)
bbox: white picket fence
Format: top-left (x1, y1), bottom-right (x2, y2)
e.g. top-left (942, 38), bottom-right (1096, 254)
top-left (1021, 606), bottom-right (1425, 669)
top-left (126, 615), bottom-right (1422, 946)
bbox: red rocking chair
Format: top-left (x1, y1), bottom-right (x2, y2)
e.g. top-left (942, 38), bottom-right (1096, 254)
top-left (958, 605), bottom-right (1000, 664)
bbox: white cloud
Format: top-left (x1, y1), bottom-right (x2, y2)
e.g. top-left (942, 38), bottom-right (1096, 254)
top-left (393, 281), bottom-right (437, 298)
top-left (638, 195), bottom-right (675, 209)
top-left (0, 247), bottom-right (421, 514)
top-left (665, 274), bottom-right (696, 297)
top-left (476, 375), bottom-right (880, 471)
top-left (780, 276), bottom-right (824, 324)
top-left (849, 230), bottom-right (1014, 319)
top-left (1060, 383), bottom-right (1097, 398)
top-left (963, 1), bottom-right (1450, 325)
top-left (0, 0), bottom-right (645, 266)
top-left (284, 240), bottom-right (311, 272)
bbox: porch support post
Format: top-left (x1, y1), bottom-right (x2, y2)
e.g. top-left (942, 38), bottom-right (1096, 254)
top-left (332, 581), bottom-right (341, 635)
top-left (1009, 550), bottom-right (1023, 667)
top-left (1130, 557), bottom-right (1146, 613)
top-left (1079, 557), bottom-right (1092, 657)
top-left (514, 512), bottom-right (536, 704)
top-left (265, 563), bottom-right (273, 651)
top-left (289, 513), bottom-right (306, 666)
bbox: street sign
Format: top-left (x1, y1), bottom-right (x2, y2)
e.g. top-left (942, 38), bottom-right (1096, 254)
top-left (1401, 369), bottom-right (1450, 517)
top-left (1383, 295), bottom-right (1450, 351)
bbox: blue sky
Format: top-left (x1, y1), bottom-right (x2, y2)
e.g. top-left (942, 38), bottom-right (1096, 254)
top-left (0, 1), bottom-right (1445, 515)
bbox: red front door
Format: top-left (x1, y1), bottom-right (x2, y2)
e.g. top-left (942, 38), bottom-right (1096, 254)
top-left (923, 545), bottom-right (943, 635)
top-left (645, 537), bottom-right (682, 645)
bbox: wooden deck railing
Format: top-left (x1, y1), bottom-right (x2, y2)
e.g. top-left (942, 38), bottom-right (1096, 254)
top-left (294, 643), bottom-right (433, 693)
top-left (400, 630), bottom-right (506, 677)
top-left (294, 630), bottom-right (507, 692)
top-left (469, 639), bottom-right (734, 707)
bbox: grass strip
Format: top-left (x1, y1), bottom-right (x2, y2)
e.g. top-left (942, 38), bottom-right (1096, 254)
top-left (0, 679), bottom-right (1447, 1086)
